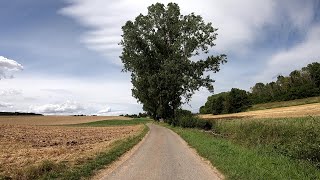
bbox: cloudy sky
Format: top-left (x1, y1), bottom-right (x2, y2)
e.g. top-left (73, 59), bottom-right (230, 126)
top-left (0, 0), bottom-right (319, 115)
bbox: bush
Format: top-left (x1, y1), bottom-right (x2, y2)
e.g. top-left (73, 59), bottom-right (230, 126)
top-left (174, 109), bottom-right (212, 130)
top-left (195, 118), bottom-right (213, 130)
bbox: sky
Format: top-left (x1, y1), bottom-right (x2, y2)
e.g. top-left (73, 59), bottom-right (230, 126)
top-left (0, 0), bottom-right (319, 115)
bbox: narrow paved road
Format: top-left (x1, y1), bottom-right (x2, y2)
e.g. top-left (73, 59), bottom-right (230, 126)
top-left (102, 123), bottom-right (221, 180)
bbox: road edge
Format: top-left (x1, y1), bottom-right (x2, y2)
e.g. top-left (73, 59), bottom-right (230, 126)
top-left (161, 123), bottom-right (225, 180)
top-left (92, 124), bottom-right (151, 180)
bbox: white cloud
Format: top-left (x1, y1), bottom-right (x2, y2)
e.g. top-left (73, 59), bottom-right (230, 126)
top-left (0, 89), bottom-right (22, 96)
top-left (0, 102), bottom-right (13, 108)
top-left (59, 0), bottom-right (278, 64)
top-left (0, 56), bottom-right (23, 79)
top-left (257, 24), bottom-right (320, 82)
top-left (60, 0), bottom-right (318, 63)
top-left (97, 107), bottom-right (111, 114)
top-left (96, 106), bottom-right (126, 116)
top-left (0, 75), bottom-right (142, 114)
top-left (32, 100), bottom-right (84, 114)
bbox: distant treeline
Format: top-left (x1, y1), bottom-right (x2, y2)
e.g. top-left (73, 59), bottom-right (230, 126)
top-left (120, 112), bottom-right (148, 118)
top-left (0, 112), bottom-right (43, 116)
top-left (200, 62), bottom-right (320, 114)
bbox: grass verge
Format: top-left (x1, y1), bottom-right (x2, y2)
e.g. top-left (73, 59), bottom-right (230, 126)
top-left (72, 118), bottom-right (152, 127)
top-left (164, 124), bottom-right (320, 179)
top-left (5, 125), bottom-right (149, 180)
top-left (248, 96), bottom-right (320, 111)
top-left (213, 116), bottom-right (320, 166)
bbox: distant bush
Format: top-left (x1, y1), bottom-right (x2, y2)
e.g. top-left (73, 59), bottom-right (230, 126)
top-left (0, 112), bottom-right (43, 116)
top-left (173, 109), bottom-right (212, 130)
top-left (73, 114), bottom-right (86, 116)
top-left (122, 113), bottom-right (148, 118)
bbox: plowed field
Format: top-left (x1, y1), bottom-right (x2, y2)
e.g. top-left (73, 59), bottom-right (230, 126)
top-left (0, 115), bottom-right (130, 125)
top-left (0, 124), bottom-right (143, 178)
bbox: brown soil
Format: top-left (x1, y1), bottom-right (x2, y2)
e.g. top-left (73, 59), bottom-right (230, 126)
top-left (0, 116), bottom-right (130, 125)
top-left (200, 103), bottom-right (320, 120)
top-left (0, 124), bottom-right (143, 177)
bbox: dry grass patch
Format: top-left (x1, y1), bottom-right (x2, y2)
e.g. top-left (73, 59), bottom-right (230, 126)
top-left (200, 103), bottom-right (320, 120)
top-left (0, 124), bottom-right (143, 178)
top-left (0, 116), bottom-right (130, 126)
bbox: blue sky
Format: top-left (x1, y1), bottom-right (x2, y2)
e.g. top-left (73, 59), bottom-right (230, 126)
top-left (0, 0), bottom-right (319, 115)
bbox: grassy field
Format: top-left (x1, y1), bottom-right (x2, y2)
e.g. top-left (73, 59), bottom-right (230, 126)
top-left (0, 115), bottom-right (131, 125)
top-left (212, 116), bottom-right (320, 166)
top-left (166, 118), bottom-right (320, 179)
top-left (248, 96), bottom-right (320, 111)
top-left (74, 118), bottom-right (152, 127)
top-left (0, 116), bottom-right (150, 179)
top-left (200, 103), bottom-right (320, 120)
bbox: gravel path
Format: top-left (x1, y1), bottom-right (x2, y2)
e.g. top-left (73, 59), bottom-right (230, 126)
top-left (102, 123), bottom-right (222, 180)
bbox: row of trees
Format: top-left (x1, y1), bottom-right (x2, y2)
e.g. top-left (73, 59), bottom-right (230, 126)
top-left (251, 62), bottom-right (320, 104)
top-left (120, 112), bottom-right (148, 118)
top-left (200, 62), bottom-right (320, 114)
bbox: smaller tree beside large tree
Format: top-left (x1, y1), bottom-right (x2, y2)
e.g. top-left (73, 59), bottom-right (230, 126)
top-left (120, 3), bottom-right (227, 121)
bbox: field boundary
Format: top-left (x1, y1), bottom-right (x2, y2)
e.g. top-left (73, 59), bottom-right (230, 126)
top-left (200, 103), bottom-right (320, 120)
top-left (56, 125), bottom-right (149, 179)
top-left (248, 96), bottom-right (320, 111)
top-left (92, 123), bottom-right (151, 179)
top-left (164, 124), bottom-right (320, 179)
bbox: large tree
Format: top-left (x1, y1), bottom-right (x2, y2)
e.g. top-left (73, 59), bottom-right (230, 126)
top-left (225, 88), bottom-right (251, 113)
top-left (120, 3), bottom-right (227, 121)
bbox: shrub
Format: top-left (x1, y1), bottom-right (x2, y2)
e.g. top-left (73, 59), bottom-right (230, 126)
top-left (174, 109), bottom-right (212, 130)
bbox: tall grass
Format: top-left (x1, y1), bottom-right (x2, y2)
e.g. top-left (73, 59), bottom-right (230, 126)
top-left (212, 116), bottom-right (320, 167)
top-left (166, 125), bottom-right (320, 179)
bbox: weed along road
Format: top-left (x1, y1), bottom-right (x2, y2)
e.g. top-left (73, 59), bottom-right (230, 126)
top-left (102, 123), bottom-right (221, 180)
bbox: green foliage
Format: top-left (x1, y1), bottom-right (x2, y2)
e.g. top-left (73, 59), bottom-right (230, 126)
top-left (199, 89), bottom-right (250, 115)
top-left (250, 62), bottom-right (320, 104)
top-left (200, 61), bottom-right (320, 114)
top-left (225, 88), bottom-right (251, 113)
top-left (199, 105), bottom-right (209, 114)
top-left (121, 113), bottom-right (148, 118)
top-left (172, 109), bottom-right (212, 130)
top-left (201, 92), bottom-right (227, 115)
top-left (120, 2), bottom-right (226, 120)
top-left (167, 126), bottom-right (320, 180)
top-left (307, 62), bottom-right (320, 88)
top-left (213, 116), bottom-right (320, 167)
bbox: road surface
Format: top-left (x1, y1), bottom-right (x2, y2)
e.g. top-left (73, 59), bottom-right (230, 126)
top-left (101, 123), bottom-right (222, 180)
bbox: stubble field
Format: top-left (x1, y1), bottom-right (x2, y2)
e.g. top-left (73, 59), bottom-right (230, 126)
top-left (200, 103), bottom-right (320, 120)
top-left (0, 115), bottom-right (130, 125)
top-left (0, 116), bottom-right (143, 179)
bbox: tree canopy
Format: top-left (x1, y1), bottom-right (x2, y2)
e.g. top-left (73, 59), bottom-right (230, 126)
top-left (200, 61), bottom-right (320, 115)
top-left (120, 3), bottom-right (226, 121)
